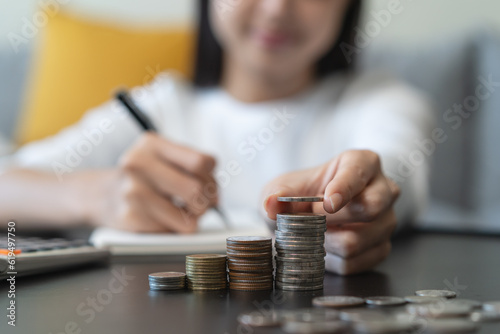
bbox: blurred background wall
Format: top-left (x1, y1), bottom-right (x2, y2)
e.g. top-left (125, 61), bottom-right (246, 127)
top-left (1, 0), bottom-right (500, 50)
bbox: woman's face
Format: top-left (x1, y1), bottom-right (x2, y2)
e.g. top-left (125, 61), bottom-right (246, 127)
top-left (210, 0), bottom-right (352, 80)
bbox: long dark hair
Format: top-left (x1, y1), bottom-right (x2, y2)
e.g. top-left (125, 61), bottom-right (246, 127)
top-left (193, 0), bottom-right (362, 87)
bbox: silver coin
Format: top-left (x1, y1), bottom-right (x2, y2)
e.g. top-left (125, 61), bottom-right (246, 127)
top-left (406, 303), bottom-right (472, 318)
top-left (276, 277), bottom-right (324, 284)
top-left (277, 220), bottom-right (326, 226)
top-left (276, 235), bottom-right (325, 241)
top-left (352, 318), bottom-right (414, 334)
top-left (149, 283), bottom-right (185, 290)
top-left (312, 296), bottom-right (365, 308)
top-left (276, 231), bottom-right (326, 238)
top-left (281, 308), bottom-right (340, 322)
top-left (278, 196), bottom-right (324, 202)
top-left (275, 239), bottom-right (325, 246)
top-left (276, 253), bottom-right (326, 259)
top-left (339, 308), bottom-right (388, 322)
top-left (275, 246), bottom-right (325, 253)
top-left (237, 310), bottom-right (284, 327)
top-left (276, 282), bottom-right (324, 291)
top-left (148, 272), bottom-right (186, 279)
top-left (365, 296), bottom-right (406, 307)
top-left (275, 256), bottom-right (325, 262)
top-left (483, 301), bottom-right (500, 313)
top-left (282, 320), bottom-right (346, 334)
top-left (423, 319), bottom-right (478, 333)
top-left (277, 225), bottom-right (326, 232)
top-left (275, 240), bottom-right (325, 246)
top-left (470, 310), bottom-right (500, 322)
top-left (277, 265), bottom-right (325, 272)
top-left (277, 213), bottom-right (327, 221)
top-left (446, 299), bottom-right (482, 309)
top-left (276, 268), bottom-right (325, 275)
top-left (415, 290), bottom-right (457, 298)
top-left (405, 296), bottom-right (447, 304)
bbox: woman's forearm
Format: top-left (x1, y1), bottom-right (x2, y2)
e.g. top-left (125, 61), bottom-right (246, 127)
top-left (0, 169), bottom-right (93, 227)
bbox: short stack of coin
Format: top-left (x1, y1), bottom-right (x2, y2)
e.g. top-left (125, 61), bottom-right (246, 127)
top-left (275, 198), bottom-right (326, 291)
top-left (185, 254), bottom-right (227, 291)
top-left (226, 236), bottom-right (273, 291)
top-left (148, 272), bottom-right (186, 291)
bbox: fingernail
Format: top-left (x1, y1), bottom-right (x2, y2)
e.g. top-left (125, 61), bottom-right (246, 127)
top-left (329, 193), bottom-right (343, 212)
top-left (264, 190), bottom-right (282, 204)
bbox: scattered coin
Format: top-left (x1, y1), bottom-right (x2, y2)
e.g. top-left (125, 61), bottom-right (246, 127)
top-left (237, 310), bottom-right (284, 327)
top-left (483, 301), bottom-right (500, 313)
top-left (281, 308), bottom-right (340, 322)
top-left (470, 310), bottom-right (500, 322)
top-left (415, 290), bottom-right (457, 299)
top-left (365, 296), bottom-right (406, 307)
top-left (405, 296), bottom-right (447, 304)
top-left (446, 299), bottom-right (482, 309)
top-left (148, 272), bottom-right (186, 291)
top-left (351, 317), bottom-right (415, 334)
top-left (278, 196), bottom-right (324, 202)
top-left (227, 236), bottom-right (273, 291)
top-left (185, 254), bottom-right (227, 291)
top-left (422, 319), bottom-right (478, 333)
top-left (282, 320), bottom-right (346, 334)
top-left (406, 302), bottom-right (472, 318)
top-left (312, 296), bottom-right (365, 308)
top-left (339, 308), bottom-right (388, 322)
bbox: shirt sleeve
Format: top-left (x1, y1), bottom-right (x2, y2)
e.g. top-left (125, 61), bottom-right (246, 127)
top-left (342, 72), bottom-right (435, 226)
top-left (0, 71), bottom-right (183, 181)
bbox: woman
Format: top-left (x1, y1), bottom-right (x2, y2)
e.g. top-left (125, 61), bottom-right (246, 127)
top-left (0, 0), bottom-right (432, 275)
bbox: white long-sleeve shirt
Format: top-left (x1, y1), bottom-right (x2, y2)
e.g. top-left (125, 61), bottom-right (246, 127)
top-left (0, 70), bottom-right (434, 227)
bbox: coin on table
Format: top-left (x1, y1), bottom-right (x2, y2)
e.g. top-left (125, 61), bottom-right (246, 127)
top-left (148, 272), bottom-right (186, 290)
top-left (483, 301), bottom-right (500, 313)
top-left (351, 318), bottom-right (415, 334)
top-left (312, 296), bottom-right (365, 308)
top-left (275, 282), bottom-right (324, 291)
top-left (405, 296), bottom-right (447, 304)
top-left (446, 299), bottom-right (482, 309)
top-left (277, 213), bottom-right (327, 221)
top-left (278, 196), bottom-right (324, 202)
top-left (185, 254), bottom-right (227, 291)
top-left (415, 290), bottom-right (457, 298)
top-left (365, 296), bottom-right (407, 307)
top-left (281, 308), bottom-right (340, 322)
top-left (282, 320), bottom-right (346, 334)
top-left (470, 310), bottom-right (500, 322)
top-left (406, 303), bottom-right (472, 318)
top-left (237, 310), bottom-right (284, 327)
top-left (423, 319), bottom-right (478, 333)
top-left (339, 308), bottom-right (388, 322)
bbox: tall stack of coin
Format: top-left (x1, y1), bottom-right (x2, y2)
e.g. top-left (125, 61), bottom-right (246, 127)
top-left (275, 196), bottom-right (326, 291)
top-left (185, 254), bottom-right (227, 290)
top-left (226, 236), bottom-right (273, 291)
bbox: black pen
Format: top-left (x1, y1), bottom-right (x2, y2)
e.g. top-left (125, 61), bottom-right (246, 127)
top-left (115, 89), bottom-right (231, 230)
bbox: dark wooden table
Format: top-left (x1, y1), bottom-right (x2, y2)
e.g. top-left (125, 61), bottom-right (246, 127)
top-left (1, 232), bottom-right (500, 334)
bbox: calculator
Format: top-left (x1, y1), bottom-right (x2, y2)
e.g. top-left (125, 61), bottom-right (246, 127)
top-left (0, 234), bottom-right (110, 279)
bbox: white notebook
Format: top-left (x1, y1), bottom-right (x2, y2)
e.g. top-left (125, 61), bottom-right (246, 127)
top-left (90, 212), bottom-right (271, 255)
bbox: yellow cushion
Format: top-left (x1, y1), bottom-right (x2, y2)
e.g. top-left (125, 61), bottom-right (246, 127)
top-left (18, 10), bottom-right (194, 144)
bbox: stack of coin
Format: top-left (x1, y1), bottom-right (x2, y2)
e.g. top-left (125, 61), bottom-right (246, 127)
top-left (185, 254), bottom-right (227, 291)
top-left (226, 236), bottom-right (273, 290)
top-left (275, 200), bottom-right (326, 291)
top-left (148, 272), bottom-right (186, 291)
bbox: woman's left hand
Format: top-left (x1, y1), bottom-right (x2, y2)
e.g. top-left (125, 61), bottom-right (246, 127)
top-left (262, 150), bottom-right (400, 275)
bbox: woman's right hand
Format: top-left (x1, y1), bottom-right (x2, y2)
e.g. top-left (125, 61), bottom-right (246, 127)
top-left (85, 133), bottom-right (218, 233)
